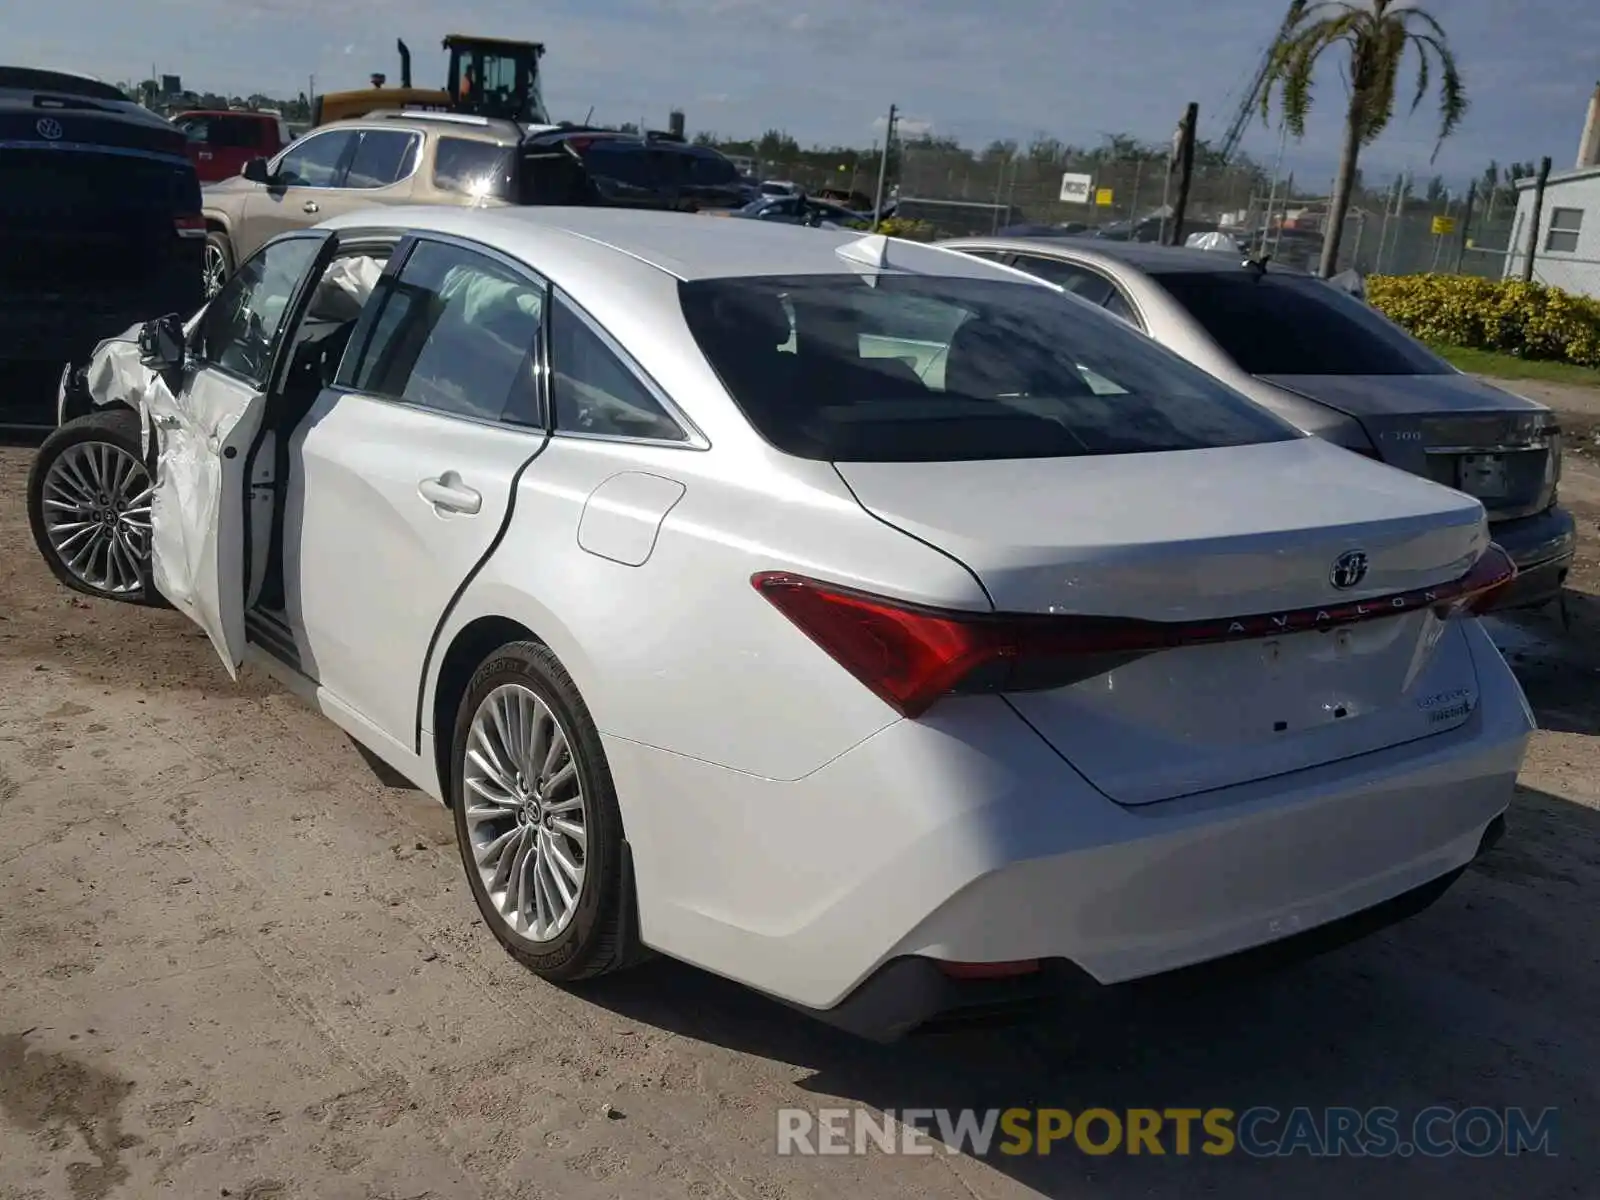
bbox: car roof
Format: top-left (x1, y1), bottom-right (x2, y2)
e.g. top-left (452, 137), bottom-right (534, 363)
top-left (176, 109), bottom-right (276, 119)
top-left (952, 235), bottom-right (1283, 276)
top-left (330, 111), bottom-right (523, 143)
top-left (322, 205), bottom-right (1026, 284)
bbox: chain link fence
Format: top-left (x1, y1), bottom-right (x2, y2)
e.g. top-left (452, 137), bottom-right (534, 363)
top-left (884, 141), bottom-right (1533, 282)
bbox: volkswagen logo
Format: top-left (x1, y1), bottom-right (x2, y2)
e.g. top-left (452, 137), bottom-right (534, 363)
top-left (1330, 550), bottom-right (1369, 590)
top-left (36, 117), bottom-right (64, 140)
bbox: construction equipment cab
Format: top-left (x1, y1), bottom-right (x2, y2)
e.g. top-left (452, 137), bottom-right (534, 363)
top-left (311, 36), bottom-right (548, 127)
top-left (445, 36), bottom-right (546, 122)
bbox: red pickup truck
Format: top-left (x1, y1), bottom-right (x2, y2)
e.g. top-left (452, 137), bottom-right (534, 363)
top-left (172, 110), bottom-right (291, 184)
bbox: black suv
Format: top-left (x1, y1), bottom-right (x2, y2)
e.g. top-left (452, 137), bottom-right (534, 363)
top-left (1, 67), bottom-right (205, 424)
top-left (438, 124), bottom-right (747, 211)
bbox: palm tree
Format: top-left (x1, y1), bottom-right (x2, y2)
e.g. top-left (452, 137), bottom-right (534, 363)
top-left (1261, 0), bottom-right (1466, 277)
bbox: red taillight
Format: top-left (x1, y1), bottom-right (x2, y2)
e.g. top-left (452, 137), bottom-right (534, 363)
top-left (174, 214), bottom-right (206, 239)
top-left (752, 544), bottom-right (1517, 718)
top-left (1458, 543), bottom-right (1519, 614)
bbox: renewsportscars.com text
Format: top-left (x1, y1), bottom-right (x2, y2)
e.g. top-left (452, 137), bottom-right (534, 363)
top-left (776, 1105), bottom-right (1557, 1158)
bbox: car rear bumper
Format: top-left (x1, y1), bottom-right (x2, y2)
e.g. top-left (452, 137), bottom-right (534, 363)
top-left (605, 620), bottom-right (1531, 1038)
top-left (0, 288), bottom-right (194, 425)
top-left (816, 825), bottom-right (1499, 1040)
top-left (1485, 505), bottom-right (1576, 611)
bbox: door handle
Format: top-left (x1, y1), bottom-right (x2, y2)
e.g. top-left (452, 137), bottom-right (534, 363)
top-left (419, 472), bottom-right (482, 515)
top-left (302, 200), bottom-right (320, 214)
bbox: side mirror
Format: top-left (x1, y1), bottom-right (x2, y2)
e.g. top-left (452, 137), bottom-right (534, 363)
top-left (242, 157), bottom-right (273, 185)
top-left (138, 314), bottom-right (187, 372)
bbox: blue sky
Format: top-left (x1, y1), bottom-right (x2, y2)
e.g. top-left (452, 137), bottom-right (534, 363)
top-left (13, 0), bottom-right (1596, 185)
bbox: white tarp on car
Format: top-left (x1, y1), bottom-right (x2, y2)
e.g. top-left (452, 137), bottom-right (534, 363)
top-left (1185, 231), bottom-right (1243, 252)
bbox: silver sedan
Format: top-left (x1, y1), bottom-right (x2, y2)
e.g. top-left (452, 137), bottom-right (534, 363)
top-left (939, 236), bottom-right (1577, 612)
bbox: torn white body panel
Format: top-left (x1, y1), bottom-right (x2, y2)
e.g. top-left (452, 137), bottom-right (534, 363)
top-left (144, 370), bottom-right (268, 678)
top-left (85, 328), bottom-right (165, 456)
top-left (78, 308), bottom-right (263, 679)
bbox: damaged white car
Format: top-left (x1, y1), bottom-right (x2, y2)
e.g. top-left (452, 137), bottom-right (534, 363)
top-left (24, 208), bottom-right (1530, 1040)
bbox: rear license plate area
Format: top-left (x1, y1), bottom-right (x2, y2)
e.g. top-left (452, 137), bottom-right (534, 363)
top-left (1457, 454), bottom-right (1508, 499)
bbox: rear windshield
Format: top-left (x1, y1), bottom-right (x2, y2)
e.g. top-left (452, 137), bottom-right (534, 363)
top-left (177, 115), bottom-right (265, 148)
top-left (1155, 271), bottom-right (1451, 376)
top-left (679, 274), bottom-right (1298, 462)
top-left (681, 149), bottom-right (739, 186)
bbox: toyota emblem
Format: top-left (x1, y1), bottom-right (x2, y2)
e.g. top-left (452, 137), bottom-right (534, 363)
top-left (36, 117), bottom-right (64, 140)
top-left (1330, 550), bottom-right (1369, 590)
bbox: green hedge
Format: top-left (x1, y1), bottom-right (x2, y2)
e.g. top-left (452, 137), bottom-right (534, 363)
top-left (842, 216), bottom-right (938, 241)
top-left (1366, 274), bottom-right (1600, 369)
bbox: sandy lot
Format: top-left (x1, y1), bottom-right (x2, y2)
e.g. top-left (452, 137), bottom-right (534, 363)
top-left (3, 384), bottom-right (1599, 1199)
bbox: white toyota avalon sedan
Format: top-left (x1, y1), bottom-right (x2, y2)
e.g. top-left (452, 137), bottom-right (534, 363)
top-left (29, 206), bottom-right (1531, 1039)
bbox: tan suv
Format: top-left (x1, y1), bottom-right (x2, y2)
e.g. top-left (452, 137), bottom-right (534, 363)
top-left (199, 112), bottom-right (525, 298)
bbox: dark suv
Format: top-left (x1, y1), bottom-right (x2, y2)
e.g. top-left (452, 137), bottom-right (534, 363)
top-left (515, 127), bottom-right (746, 210)
top-left (1, 67), bottom-right (205, 424)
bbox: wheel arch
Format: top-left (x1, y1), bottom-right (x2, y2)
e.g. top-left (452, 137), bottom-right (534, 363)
top-left (430, 614), bottom-right (541, 807)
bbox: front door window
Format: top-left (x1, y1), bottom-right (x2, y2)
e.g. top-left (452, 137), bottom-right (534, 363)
top-left (196, 236), bottom-right (327, 384)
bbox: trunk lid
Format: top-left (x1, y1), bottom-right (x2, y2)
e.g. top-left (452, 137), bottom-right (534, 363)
top-left (1260, 374), bottom-right (1560, 522)
top-left (835, 436), bottom-right (1491, 805)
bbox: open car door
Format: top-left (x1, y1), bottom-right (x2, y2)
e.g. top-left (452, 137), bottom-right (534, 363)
top-left (148, 229), bottom-right (340, 678)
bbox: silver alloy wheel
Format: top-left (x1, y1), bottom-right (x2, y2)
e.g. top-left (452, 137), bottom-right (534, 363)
top-left (40, 441), bottom-right (153, 597)
top-left (463, 683), bottom-right (588, 942)
top-left (202, 241), bottom-right (228, 299)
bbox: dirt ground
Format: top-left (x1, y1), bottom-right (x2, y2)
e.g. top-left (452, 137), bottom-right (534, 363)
top-left (3, 382), bottom-right (1600, 1199)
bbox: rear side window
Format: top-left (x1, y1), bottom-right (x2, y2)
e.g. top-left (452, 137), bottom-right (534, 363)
top-left (680, 149), bottom-right (739, 186)
top-left (579, 142), bottom-right (657, 188)
top-left (343, 239), bottom-right (544, 424)
top-left (549, 293), bottom-right (686, 442)
top-left (1154, 272), bottom-right (1450, 376)
top-left (1007, 254), bottom-right (1115, 305)
top-left (344, 131), bottom-right (419, 189)
top-left (433, 137), bottom-right (515, 199)
top-left (678, 274), bottom-right (1296, 462)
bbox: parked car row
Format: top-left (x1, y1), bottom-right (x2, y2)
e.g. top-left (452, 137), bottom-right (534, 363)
top-left (197, 115), bottom-right (750, 300)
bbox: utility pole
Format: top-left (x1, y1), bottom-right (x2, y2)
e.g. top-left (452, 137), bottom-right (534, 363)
top-left (1522, 156), bottom-right (1552, 284)
top-left (1454, 180), bottom-right (1476, 273)
top-left (1261, 119), bottom-right (1289, 255)
top-left (872, 103), bottom-right (898, 231)
top-left (1168, 102), bottom-right (1199, 246)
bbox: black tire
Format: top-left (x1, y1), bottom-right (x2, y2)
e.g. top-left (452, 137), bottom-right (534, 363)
top-left (203, 232), bottom-right (234, 300)
top-left (26, 406), bottom-right (166, 606)
top-left (450, 640), bottom-right (641, 982)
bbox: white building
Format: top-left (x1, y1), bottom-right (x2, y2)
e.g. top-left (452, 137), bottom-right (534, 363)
top-left (1505, 166), bottom-right (1600, 298)
top-left (1503, 83), bottom-right (1600, 297)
